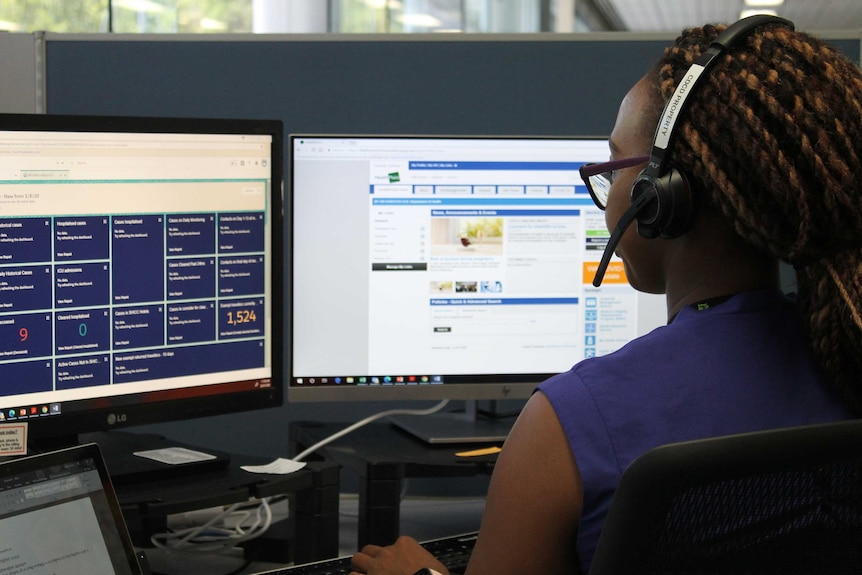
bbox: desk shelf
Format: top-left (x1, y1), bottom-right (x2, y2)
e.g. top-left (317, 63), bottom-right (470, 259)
top-left (114, 446), bottom-right (340, 565)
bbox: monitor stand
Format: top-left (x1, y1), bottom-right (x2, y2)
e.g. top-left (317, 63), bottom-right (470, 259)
top-left (33, 430), bottom-right (232, 485)
top-left (389, 400), bottom-right (516, 444)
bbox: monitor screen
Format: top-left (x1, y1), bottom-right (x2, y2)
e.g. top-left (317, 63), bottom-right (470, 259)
top-left (0, 113), bottom-right (283, 445)
top-left (288, 135), bottom-right (665, 403)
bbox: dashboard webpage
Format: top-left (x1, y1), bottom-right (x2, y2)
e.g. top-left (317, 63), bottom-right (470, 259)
top-left (291, 136), bottom-right (666, 387)
top-left (0, 128), bottom-right (275, 419)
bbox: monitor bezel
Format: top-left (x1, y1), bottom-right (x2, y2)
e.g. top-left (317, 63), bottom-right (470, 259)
top-left (0, 112), bottom-right (284, 442)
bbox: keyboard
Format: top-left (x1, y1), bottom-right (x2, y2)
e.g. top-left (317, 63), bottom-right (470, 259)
top-left (261, 531), bottom-right (478, 575)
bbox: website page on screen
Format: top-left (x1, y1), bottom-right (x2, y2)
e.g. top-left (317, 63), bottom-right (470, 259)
top-left (291, 136), bottom-right (665, 387)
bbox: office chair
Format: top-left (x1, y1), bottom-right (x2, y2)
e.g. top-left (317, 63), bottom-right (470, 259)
top-left (589, 418), bottom-right (862, 575)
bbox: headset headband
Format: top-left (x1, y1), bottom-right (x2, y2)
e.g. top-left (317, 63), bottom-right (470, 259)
top-left (644, 14), bottom-right (795, 180)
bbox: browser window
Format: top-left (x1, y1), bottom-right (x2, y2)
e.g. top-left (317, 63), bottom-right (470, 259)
top-left (291, 135), bottom-right (665, 386)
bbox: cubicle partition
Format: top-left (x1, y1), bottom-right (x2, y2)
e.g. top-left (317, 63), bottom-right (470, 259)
top-left (44, 34), bottom-right (669, 136)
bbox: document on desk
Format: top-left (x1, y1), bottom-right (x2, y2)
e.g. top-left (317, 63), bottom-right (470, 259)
top-left (241, 458), bottom-right (307, 475)
top-left (134, 447), bottom-right (217, 464)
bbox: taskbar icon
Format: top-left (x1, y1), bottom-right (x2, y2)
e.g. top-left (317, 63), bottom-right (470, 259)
top-left (0, 403), bottom-right (61, 421)
top-left (294, 375), bottom-right (443, 386)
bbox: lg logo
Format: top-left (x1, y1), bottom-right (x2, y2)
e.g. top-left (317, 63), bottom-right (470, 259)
top-left (106, 413), bottom-right (127, 426)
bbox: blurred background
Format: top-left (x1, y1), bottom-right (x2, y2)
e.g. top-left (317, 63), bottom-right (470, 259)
top-left (0, 0), bottom-right (858, 35)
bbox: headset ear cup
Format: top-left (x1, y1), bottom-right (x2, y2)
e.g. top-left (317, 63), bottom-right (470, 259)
top-left (630, 167), bottom-right (696, 239)
top-left (656, 168), bottom-right (696, 239)
top-left (630, 174), bottom-right (661, 239)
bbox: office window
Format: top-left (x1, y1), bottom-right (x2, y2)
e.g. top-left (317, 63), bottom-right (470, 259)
top-left (3, 2), bottom-right (857, 35)
top-left (331, 0), bottom-right (543, 33)
top-left (110, 0), bottom-right (252, 33)
top-left (0, 0), bottom-right (106, 32)
top-left (0, 0), bottom-right (554, 34)
top-left (332, 0), bottom-right (464, 33)
top-left (0, 0), bottom-right (252, 33)
top-left (330, 0), bottom-right (390, 33)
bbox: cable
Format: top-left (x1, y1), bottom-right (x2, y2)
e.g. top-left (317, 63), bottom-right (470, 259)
top-left (292, 399), bottom-right (450, 462)
top-left (150, 497), bottom-right (273, 554)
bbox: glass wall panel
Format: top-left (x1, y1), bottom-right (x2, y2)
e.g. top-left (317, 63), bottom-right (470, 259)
top-left (0, 0), bottom-right (253, 33)
top-left (3, 1), bottom-right (859, 35)
top-left (330, 0), bottom-right (543, 33)
top-left (330, 0), bottom-right (391, 33)
top-left (0, 0), bottom-right (108, 32)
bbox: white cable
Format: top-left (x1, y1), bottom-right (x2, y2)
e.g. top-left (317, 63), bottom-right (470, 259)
top-left (150, 497), bottom-right (273, 554)
top-left (151, 502), bottom-right (271, 553)
top-left (292, 399), bottom-right (450, 462)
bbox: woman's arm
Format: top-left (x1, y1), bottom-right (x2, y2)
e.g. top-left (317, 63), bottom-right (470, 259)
top-left (350, 391), bottom-right (582, 575)
top-left (464, 391), bottom-right (582, 575)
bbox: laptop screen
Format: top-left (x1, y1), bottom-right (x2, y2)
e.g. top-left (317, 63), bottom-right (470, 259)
top-left (0, 443), bottom-right (143, 574)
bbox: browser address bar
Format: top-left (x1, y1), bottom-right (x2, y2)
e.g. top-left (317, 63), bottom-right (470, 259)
top-left (0, 140), bottom-right (266, 150)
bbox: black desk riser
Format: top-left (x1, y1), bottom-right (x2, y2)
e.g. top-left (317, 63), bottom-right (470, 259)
top-left (290, 420), bottom-right (501, 549)
top-left (81, 431), bottom-right (341, 565)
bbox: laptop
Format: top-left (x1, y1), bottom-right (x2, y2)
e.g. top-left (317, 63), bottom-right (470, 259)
top-left (0, 443), bottom-right (148, 575)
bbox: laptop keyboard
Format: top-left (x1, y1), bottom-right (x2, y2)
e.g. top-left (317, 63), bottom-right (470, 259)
top-left (266, 531), bottom-right (478, 575)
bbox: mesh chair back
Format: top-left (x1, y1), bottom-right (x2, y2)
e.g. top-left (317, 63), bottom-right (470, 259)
top-left (589, 419), bottom-right (862, 575)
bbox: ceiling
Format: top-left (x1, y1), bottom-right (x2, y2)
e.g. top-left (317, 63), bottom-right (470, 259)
top-left (585, 0), bottom-right (862, 33)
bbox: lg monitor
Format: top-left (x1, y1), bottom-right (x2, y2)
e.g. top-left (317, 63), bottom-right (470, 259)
top-left (288, 134), bottom-right (665, 442)
top-left (0, 113), bottom-right (283, 466)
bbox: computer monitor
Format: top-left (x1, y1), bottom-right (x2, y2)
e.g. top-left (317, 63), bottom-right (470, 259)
top-left (0, 113), bottom-right (283, 461)
top-left (288, 134), bottom-right (665, 442)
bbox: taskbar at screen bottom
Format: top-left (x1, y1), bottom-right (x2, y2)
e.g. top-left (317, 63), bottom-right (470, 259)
top-left (290, 373), bottom-right (557, 388)
top-left (0, 377), bottom-right (275, 425)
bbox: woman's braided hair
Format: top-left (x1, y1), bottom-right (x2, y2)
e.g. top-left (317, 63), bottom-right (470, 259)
top-left (650, 23), bottom-right (862, 412)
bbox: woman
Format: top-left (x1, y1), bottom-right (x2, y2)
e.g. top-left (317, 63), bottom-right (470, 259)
top-left (351, 18), bottom-right (861, 575)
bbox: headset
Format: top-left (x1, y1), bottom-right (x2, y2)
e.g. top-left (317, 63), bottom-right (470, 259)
top-left (592, 14), bottom-right (795, 287)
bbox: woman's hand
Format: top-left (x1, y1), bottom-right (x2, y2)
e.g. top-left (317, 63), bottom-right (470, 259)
top-left (350, 535), bottom-right (450, 575)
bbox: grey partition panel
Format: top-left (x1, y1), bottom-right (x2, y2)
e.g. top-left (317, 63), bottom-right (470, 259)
top-left (45, 36), bottom-right (669, 135)
top-left (42, 35), bottom-right (862, 133)
top-left (0, 33), bottom-right (43, 113)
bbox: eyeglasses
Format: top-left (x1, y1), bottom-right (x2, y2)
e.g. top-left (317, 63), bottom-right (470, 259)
top-left (580, 155), bottom-right (649, 210)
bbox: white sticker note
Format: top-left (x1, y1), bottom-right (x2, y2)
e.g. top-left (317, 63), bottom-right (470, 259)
top-left (241, 458), bottom-right (307, 475)
top-left (0, 423), bottom-right (28, 456)
top-left (133, 447), bottom-right (217, 465)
